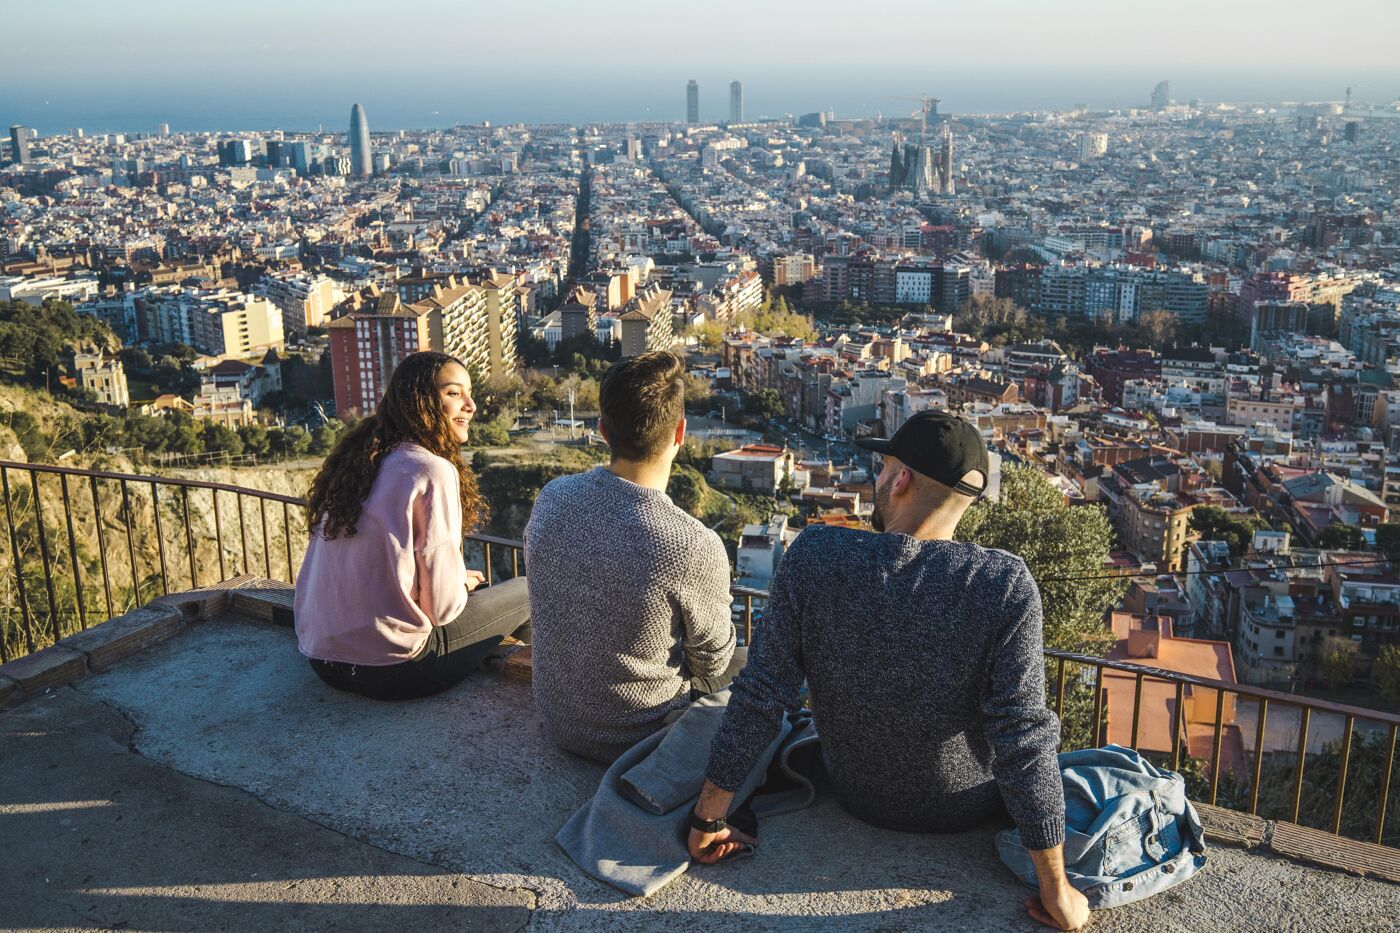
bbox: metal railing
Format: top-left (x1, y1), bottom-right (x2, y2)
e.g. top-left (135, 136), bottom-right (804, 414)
top-left (0, 461), bottom-right (1395, 849)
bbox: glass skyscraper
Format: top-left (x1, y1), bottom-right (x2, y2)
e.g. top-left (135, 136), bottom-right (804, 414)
top-left (349, 103), bottom-right (371, 178)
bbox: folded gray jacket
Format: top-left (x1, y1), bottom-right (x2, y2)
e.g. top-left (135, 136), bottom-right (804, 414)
top-left (556, 687), bottom-right (821, 897)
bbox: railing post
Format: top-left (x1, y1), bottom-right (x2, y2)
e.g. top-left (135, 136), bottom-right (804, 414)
top-left (1332, 715), bottom-right (1355, 836)
top-left (150, 481), bottom-right (169, 597)
top-left (1209, 688), bottom-right (1226, 806)
top-left (237, 493), bottom-right (248, 575)
top-left (59, 474), bottom-right (87, 631)
top-left (1091, 664), bottom-right (1105, 749)
top-left (282, 501), bottom-right (294, 584)
top-left (743, 594), bottom-right (753, 645)
top-left (483, 541), bottom-right (493, 585)
top-left (511, 547), bottom-right (520, 579)
top-left (1291, 707), bottom-right (1311, 825)
top-left (1249, 698), bottom-right (1269, 816)
top-left (2, 467), bottom-right (36, 655)
top-left (259, 497), bottom-right (271, 579)
top-left (181, 486), bottom-right (197, 590)
top-left (90, 476), bottom-right (114, 620)
top-left (120, 480), bottom-right (140, 609)
top-left (1171, 681), bottom-right (1185, 772)
top-left (1129, 672), bottom-right (1144, 752)
top-left (212, 490), bottom-right (226, 581)
top-left (1377, 723), bottom-right (1397, 846)
top-left (30, 470), bottom-right (60, 642)
top-left (1054, 657), bottom-right (1067, 720)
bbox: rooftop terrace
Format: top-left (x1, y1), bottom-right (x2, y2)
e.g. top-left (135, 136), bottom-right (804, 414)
top-left (3, 582), bottom-right (1399, 932)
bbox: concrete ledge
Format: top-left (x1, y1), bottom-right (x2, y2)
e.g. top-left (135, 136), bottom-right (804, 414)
top-left (0, 674), bottom-right (19, 710)
top-left (60, 606), bottom-right (186, 673)
top-left (501, 644), bottom-right (533, 681)
top-left (0, 645), bottom-right (86, 696)
top-left (150, 573), bottom-right (272, 620)
top-left (1197, 802), bottom-right (1268, 848)
top-left (229, 582), bottom-right (295, 626)
top-left (1271, 820), bottom-right (1400, 883)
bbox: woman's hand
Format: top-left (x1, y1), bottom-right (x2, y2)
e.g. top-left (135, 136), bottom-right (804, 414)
top-left (465, 570), bottom-right (486, 593)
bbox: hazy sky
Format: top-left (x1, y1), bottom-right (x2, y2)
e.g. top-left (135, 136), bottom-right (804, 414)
top-left (3, 0), bottom-right (1399, 132)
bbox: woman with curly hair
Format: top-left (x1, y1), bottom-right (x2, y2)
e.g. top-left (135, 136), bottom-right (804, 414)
top-left (294, 351), bottom-right (529, 700)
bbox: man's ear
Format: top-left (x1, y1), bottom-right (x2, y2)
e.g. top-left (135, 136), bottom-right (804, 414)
top-left (674, 416), bottom-right (687, 447)
top-left (598, 419), bottom-right (611, 444)
top-left (891, 464), bottom-right (915, 497)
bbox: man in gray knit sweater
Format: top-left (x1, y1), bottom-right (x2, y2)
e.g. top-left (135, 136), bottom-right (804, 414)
top-left (687, 411), bottom-right (1089, 932)
top-left (525, 352), bottom-right (739, 763)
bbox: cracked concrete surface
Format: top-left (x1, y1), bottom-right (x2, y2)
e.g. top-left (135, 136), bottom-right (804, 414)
top-left (4, 614), bottom-right (1398, 931)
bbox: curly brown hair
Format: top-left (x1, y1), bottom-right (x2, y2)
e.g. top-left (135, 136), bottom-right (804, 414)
top-left (306, 351), bottom-right (487, 539)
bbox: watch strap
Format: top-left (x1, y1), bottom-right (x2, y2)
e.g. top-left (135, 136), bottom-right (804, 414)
top-left (689, 808), bottom-right (728, 834)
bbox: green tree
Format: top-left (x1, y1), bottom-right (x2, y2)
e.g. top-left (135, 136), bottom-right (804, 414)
top-left (1317, 523), bottom-right (1367, 551)
top-left (1321, 637), bottom-right (1358, 686)
top-left (469, 417), bottom-right (511, 447)
top-left (200, 422), bottom-right (243, 456)
top-left (239, 424), bottom-right (271, 458)
top-left (956, 465), bottom-right (1126, 751)
top-left (1370, 644), bottom-right (1400, 707)
top-left (310, 420), bottom-right (347, 456)
top-left (1374, 524), bottom-right (1400, 562)
top-left (668, 465), bottom-right (709, 517)
top-left (744, 388), bottom-right (784, 421)
top-left (1188, 505), bottom-right (1268, 557)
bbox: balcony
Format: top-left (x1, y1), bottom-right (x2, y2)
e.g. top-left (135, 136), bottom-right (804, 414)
top-left (2, 461), bottom-right (1399, 929)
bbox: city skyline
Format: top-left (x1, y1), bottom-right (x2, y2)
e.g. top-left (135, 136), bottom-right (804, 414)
top-left (3, 1), bottom-right (1400, 132)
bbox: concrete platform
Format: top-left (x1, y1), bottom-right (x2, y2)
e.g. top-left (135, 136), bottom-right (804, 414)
top-left (4, 612), bottom-right (1399, 932)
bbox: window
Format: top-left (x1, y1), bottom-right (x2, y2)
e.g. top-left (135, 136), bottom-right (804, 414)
top-left (1274, 647), bottom-right (1285, 657)
top-left (1276, 630), bottom-right (1284, 638)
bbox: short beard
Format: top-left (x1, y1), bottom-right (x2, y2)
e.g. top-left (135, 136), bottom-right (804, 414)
top-left (871, 477), bottom-right (891, 533)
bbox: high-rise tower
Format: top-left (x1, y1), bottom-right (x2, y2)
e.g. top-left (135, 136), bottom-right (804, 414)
top-left (9, 125), bottom-right (31, 165)
top-left (940, 126), bottom-right (955, 195)
top-left (686, 80), bottom-right (699, 124)
top-left (729, 81), bottom-right (743, 123)
top-left (348, 103), bottom-right (372, 178)
top-left (1150, 81), bottom-right (1171, 111)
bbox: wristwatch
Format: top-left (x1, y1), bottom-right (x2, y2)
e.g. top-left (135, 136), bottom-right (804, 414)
top-left (689, 808), bottom-right (728, 834)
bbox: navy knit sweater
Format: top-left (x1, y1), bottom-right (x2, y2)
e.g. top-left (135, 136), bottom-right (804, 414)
top-left (706, 525), bottom-right (1066, 850)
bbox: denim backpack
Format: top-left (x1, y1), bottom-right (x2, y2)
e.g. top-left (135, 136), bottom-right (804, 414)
top-left (996, 744), bottom-right (1208, 909)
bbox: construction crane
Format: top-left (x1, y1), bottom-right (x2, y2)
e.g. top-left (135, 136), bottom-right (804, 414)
top-left (884, 95), bottom-right (941, 144)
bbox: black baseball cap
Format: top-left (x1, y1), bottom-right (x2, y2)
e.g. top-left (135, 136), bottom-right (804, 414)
top-left (855, 410), bottom-right (988, 498)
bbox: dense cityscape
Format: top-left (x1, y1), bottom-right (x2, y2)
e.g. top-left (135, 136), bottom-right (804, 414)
top-left (4, 75), bottom-right (1400, 826)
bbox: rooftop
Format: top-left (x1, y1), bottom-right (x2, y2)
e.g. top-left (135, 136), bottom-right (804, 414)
top-left (4, 585), bottom-right (1398, 931)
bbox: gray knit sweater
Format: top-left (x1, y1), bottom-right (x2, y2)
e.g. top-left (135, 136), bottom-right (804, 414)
top-left (706, 525), bottom-right (1066, 851)
top-left (525, 467), bottom-right (736, 762)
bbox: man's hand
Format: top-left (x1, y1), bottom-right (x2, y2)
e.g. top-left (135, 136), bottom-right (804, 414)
top-left (686, 779), bottom-right (750, 865)
top-left (687, 823), bottom-right (757, 864)
top-left (1024, 883), bottom-right (1089, 930)
top-left (1026, 844), bottom-right (1089, 930)
top-left (465, 570), bottom-right (486, 593)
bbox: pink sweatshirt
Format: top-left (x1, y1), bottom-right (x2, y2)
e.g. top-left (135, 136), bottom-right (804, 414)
top-left (295, 443), bottom-right (470, 665)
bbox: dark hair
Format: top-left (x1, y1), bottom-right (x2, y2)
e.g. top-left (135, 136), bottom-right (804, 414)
top-left (598, 350), bottom-right (686, 461)
top-left (306, 351), bottom-right (486, 539)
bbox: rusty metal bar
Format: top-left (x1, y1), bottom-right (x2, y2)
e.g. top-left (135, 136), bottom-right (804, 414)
top-left (1091, 664), bottom-right (1105, 748)
top-left (1171, 681), bottom-right (1185, 771)
top-left (90, 476), bottom-right (113, 620)
top-left (1291, 707), bottom-right (1311, 825)
top-left (282, 501), bottom-right (293, 584)
top-left (150, 481), bottom-right (169, 597)
top-left (237, 493), bottom-right (248, 575)
top-left (258, 498), bottom-right (270, 579)
top-left (0, 457), bottom-right (303, 505)
top-left (1209, 688), bottom-right (1226, 805)
top-left (30, 470), bottom-right (59, 641)
top-left (1130, 672), bottom-right (1144, 751)
top-left (483, 540), bottom-right (493, 585)
top-left (212, 490), bottom-right (226, 581)
top-left (511, 547), bottom-right (520, 579)
top-left (181, 486), bottom-right (197, 589)
top-left (1054, 657), bottom-right (1067, 721)
top-left (1249, 698), bottom-right (1269, 816)
top-left (1332, 715), bottom-right (1355, 836)
top-left (59, 474), bottom-right (86, 630)
top-left (0, 467), bottom-right (32, 655)
top-left (1377, 723), bottom-right (1397, 846)
top-left (120, 480), bottom-right (140, 608)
